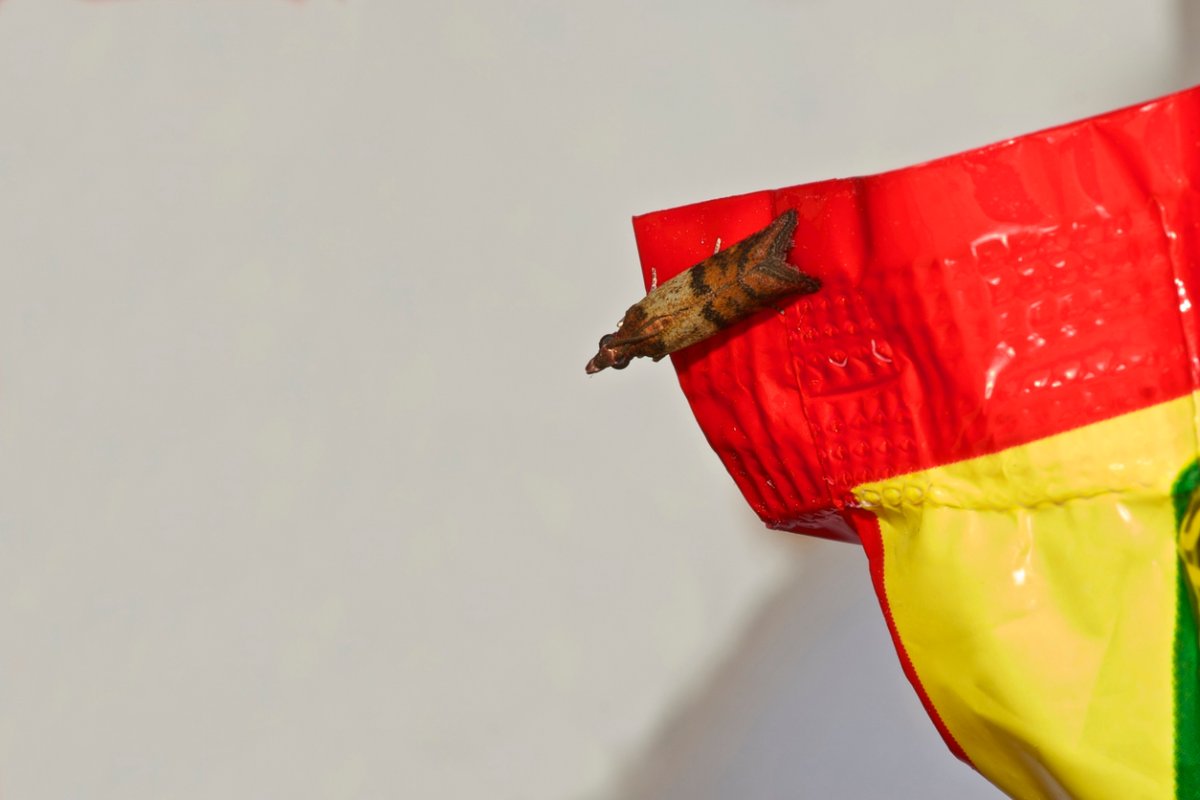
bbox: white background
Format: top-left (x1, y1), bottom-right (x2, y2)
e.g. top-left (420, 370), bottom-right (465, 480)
top-left (0, 1), bottom-right (1193, 798)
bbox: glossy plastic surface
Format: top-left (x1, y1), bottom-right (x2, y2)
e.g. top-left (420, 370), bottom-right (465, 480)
top-left (631, 86), bottom-right (1200, 799)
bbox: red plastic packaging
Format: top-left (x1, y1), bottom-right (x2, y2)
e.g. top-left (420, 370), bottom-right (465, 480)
top-left (633, 87), bottom-right (1200, 542)
top-left (630, 86), bottom-right (1200, 799)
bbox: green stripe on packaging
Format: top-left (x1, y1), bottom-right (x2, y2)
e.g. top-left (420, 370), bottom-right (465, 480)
top-left (1171, 461), bottom-right (1200, 799)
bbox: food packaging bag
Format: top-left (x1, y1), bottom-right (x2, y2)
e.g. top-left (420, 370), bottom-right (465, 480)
top-left (630, 86), bottom-right (1200, 799)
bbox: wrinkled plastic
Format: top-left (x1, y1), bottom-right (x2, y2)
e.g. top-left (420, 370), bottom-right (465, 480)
top-left (631, 86), bottom-right (1200, 799)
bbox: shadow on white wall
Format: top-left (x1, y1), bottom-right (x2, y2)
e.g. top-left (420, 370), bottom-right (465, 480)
top-left (609, 535), bottom-right (1005, 799)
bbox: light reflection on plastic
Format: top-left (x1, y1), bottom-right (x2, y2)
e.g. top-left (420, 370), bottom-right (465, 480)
top-left (1177, 278), bottom-right (1192, 313)
top-left (985, 342), bottom-right (1017, 400)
